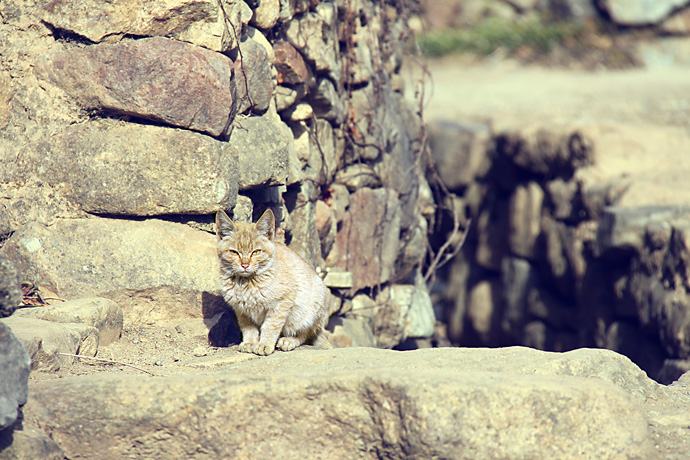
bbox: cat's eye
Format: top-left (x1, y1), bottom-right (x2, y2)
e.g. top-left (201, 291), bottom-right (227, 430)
top-left (227, 249), bottom-right (239, 256)
top-left (251, 249), bottom-right (262, 255)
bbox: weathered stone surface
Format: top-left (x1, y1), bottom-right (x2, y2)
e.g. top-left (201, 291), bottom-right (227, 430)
top-left (13, 298), bottom-right (123, 346)
top-left (308, 77), bottom-right (344, 123)
top-left (284, 4), bottom-right (339, 78)
top-left (428, 121), bottom-right (492, 191)
top-left (273, 40), bottom-right (311, 85)
top-left (35, 37), bottom-right (237, 137)
top-left (21, 119), bottom-right (238, 216)
top-left (0, 317), bottom-right (98, 372)
top-left (596, 206), bottom-right (690, 257)
top-left (508, 181), bottom-right (544, 259)
top-left (0, 217), bottom-right (220, 300)
top-left (0, 323), bottom-right (30, 431)
top-left (661, 7), bottom-right (690, 34)
top-left (333, 188), bottom-right (401, 291)
top-left (275, 85), bottom-right (300, 111)
top-left (22, 347), bottom-right (655, 460)
top-left (0, 254), bottom-right (21, 318)
top-left (496, 125), bottom-right (594, 178)
top-left (251, 0), bottom-right (280, 29)
top-left (315, 199), bottom-right (336, 258)
top-left (234, 37), bottom-right (274, 114)
top-left (38, 0), bottom-right (245, 52)
top-left (335, 164), bottom-right (382, 191)
top-left (0, 424), bottom-right (64, 460)
top-left (283, 102), bottom-right (314, 121)
top-left (230, 116), bottom-right (293, 190)
top-left (599, 0), bottom-right (690, 25)
top-left (326, 316), bottom-right (376, 347)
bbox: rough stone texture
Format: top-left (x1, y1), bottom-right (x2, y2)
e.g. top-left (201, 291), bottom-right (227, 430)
top-left (599, 0), bottom-right (690, 26)
top-left (12, 298), bottom-right (123, 346)
top-left (428, 121), bottom-right (492, 191)
top-left (333, 188), bottom-right (402, 292)
top-left (308, 77), bottom-right (344, 123)
top-left (0, 317), bottom-right (98, 372)
top-left (234, 37), bottom-right (274, 114)
top-left (273, 40), bottom-right (312, 85)
top-left (0, 323), bottom-right (30, 431)
top-left (661, 7), bottom-right (690, 34)
top-left (284, 4), bottom-right (339, 79)
top-left (495, 124), bottom-right (594, 178)
top-left (21, 347), bottom-right (656, 460)
top-left (0, 425), bottom-right (64, 460)
top-left (230, 116), bottom-right (293, 190)
top-left (15, 119), bottom-right (238, 216)
top-left (0, 217), bottom-right (220, 300)
top-left (251, 0), bottom-right (280, 30)
top-left (37, 0), bottom-right (246, 52)
top-left (35, 37), bottom-right (238, 137)
top-left (0, 255), bottom-right (21, 318)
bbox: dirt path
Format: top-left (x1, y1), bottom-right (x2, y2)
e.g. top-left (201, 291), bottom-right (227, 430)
top-left (410, 56), bottom-right (690, 207)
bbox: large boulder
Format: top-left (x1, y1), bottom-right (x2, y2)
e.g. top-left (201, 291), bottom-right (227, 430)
top-left (22, 347), bottom-right (656, 459)
top-left (599, 0), bottom-right (690, 26)
top-left (0, 323), bottom-right (30, 431)
top-left (0, 217), bottom-right (220, 300)
top-left (0, 254), bottom-right (21, 318)
top-left (35, 37), bottom-right (238, 137)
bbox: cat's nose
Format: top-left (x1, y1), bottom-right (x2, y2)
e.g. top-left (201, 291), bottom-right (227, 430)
top-left (241, 263), bottom-right (250, 269)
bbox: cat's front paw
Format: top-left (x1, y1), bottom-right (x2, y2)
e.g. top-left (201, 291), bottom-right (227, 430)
top-left (276, 336), bottom-right (302, 351)
top-left (252, 341), bottom-right (276, 356)
top-left (238, 341), bottom-right (258, 353)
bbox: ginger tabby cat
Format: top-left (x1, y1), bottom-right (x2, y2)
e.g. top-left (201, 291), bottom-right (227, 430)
top-left (216, 208), bottom-right (330, 355)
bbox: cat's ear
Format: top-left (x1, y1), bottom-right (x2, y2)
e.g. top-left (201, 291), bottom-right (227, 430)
top-left (215, 210), bottom-right (236, 240)
top-left (255, 208), bottom-right (275, 241)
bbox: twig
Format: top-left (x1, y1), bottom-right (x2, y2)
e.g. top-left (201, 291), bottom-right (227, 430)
top-left (59, 353), bottom-right (156, 376)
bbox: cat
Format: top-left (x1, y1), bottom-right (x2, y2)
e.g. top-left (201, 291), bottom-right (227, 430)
top-left (216, 208), bottom-right (331, 356)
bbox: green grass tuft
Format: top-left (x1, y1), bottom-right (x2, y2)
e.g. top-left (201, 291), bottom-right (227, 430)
top-left (418, 18), bottom-right (583, 58)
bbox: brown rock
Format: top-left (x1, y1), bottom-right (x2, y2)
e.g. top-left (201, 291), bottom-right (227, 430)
top-left (234, 37), bottom-right (274, 114)
top-left (35, 37), bottom-right (237, 137)
top-left (333, 188), bottom-right (401, 291)
top-left (273, 40), bottom-right (311, 85)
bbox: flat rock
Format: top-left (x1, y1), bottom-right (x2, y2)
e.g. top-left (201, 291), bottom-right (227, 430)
top-left (0, 317), bottom-right (99, 372)
top-left (35, 37), bottom-right (237, 137)
top-left (0, 323), bottom-right (30, 430)
top-left (38, 0), bottom-right (241, 52)
top-left (22, 347), bottom-right (655, 460)
top-left (26, 118), bottom-right (238, 216)
top-left (234, 37), bottom-right (274, 114)
top-left (0, 216), bottom-right (220, 300)
top-left (12, 298), bottom-right (123, 346)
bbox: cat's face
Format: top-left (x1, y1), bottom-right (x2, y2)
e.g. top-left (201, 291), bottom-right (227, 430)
top-left (216, 209), bottom-right (276, 277)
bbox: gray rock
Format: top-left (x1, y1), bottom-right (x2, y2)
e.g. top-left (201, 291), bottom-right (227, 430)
top-left (0, 254), bottom-right (21, 318)
top-left (250, 0), bottom-right (280, 29)
top-left (0, 317), bottom-right (98, 372)
top-left (22, 347), bottom-right (655, 459)
top-left (335, 163), bottom-right (381, 191)
top-left (12, 298), bottom-right (123, 346)
top-left (274, 85), bottom-right (300, 112)
top-left (496, 124), bottom-right (594, 178)
top-left (24, 118), bottom-right (238, 216)
top-left (230, 116), bottom-right (293, 190)
top-left (308, 78), bottom-right (344, 123)
top-left (326, 316), bottom-right (376, 348)
top-left (0, 322), bottom-right (30, 430)
top-left (0, 424), bottom-right (64, 460)
top-left (332, 188), bottom-right (401, 291)
top-left (428, 121), bottom-right (492, 191)
top-left (35, 37), bottom-right (238, 137)
top-left (508, 181), bottom-right (544, 259)
top-left (234, 37), bottom-right (274, 114)
top-left (596, 206), bottom-right (690, 257)
top-left (38, 0), bottom-right (244, 52)
top-left (0, 217), bottom-right (220, 300)
top-left (599, 0), bottom-right (690, 25)
top-left (284, 4), bottom-right (339, 79)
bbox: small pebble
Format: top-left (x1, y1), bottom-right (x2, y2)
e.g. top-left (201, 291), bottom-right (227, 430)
top-left (132, 338), bottom-right (140, 344)
top-left (154, 359), bottom-right (163, 366)
top-left (193, 346), bottom-right (208, 357)
top-left (175, 325), bottom-right (183, 334)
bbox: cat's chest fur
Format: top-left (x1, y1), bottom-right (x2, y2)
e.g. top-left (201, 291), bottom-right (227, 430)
top-left (222, 272), bottom-right (277, 321)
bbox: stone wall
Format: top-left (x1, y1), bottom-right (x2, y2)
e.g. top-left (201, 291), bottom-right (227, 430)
top-left (430, 120), bottom-right (690, 383)
top-left (0, 0), bottom-right (433, 349)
